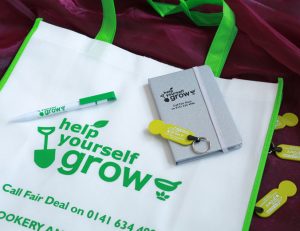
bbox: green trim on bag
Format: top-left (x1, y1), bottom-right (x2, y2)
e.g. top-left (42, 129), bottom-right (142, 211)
top-left (179, 1), bottom-right (222, 27)
top-left (148, 0), bottom-right (222, 17)
top-left (204, 1), bottom-right (237, 77)
top-left (147, 0), bottom-right (237, 77)
top-left (242, 78), bottom-right (284, 231)
top-left (95, 0), bottom-right (116, 43)
top-left (0, 18), bottom-right (42, 92)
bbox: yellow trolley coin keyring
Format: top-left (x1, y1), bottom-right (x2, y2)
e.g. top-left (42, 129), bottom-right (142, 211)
top-left (275, 112), bottom-right (298, 130)
top-left (148, 120), bottom-right (210, 154)
top-left (269, 143), bottom-right (300, 161)
top-left (255, 180), bottom-right (297, 218)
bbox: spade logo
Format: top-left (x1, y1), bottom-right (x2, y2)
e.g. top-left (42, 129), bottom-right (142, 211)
top-left (34, 127), bottom-right (56, 168)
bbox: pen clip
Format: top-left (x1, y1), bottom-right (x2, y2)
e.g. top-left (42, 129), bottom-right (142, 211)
top-left (79, 91), bottom-right (117, 105)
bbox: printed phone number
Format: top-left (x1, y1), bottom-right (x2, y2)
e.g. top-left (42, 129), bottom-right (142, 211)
top-left (86, 210), bottom-right (155, 231)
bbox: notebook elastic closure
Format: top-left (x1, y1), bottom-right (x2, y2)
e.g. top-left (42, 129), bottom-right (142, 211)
top-left (193, 67), bottom-right (228, 153)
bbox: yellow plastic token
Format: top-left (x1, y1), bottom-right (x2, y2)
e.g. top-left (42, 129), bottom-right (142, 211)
top-left (148, 120), bottom-right (194, 145)
top-left (282, 113), bottom-right (299, 127)
top-left (255, 180), bottom-right (297, 218)
top-left (275, 115), bottom-right (285, 130)
top-left (276, 144), bottom-right (300, 161)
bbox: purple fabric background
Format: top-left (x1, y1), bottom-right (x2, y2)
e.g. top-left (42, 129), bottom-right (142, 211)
top-left (0, 0), bottom-right (299, 230)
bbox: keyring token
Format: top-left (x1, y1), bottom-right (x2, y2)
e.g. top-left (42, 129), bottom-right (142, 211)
top-left (282, 113), bottom-right (298, 127)
top-left (148, 120), bottom-right (195, 146)
top-left (276, 144), bottom-right (300, 161)
top-left (275, 113), bottom-right (298, 130)
top-left (255, 180), bottom-right (297, 218)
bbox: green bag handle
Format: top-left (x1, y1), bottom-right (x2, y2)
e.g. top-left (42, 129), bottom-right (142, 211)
top-left (147, 0), bottom-right (237, 77)
top-left (95, 0), bottom-right (117, 43)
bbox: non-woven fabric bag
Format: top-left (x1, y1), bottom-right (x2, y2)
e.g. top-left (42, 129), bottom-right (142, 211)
top-left (0, 1), bottom-right (282, 231)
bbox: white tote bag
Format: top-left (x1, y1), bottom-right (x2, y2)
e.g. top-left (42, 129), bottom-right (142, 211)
top-left (0, 1), bottom-right (282, 231)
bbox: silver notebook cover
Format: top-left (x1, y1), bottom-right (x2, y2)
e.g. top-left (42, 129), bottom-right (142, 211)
top-left (148, 65), bottom-right (242, 164)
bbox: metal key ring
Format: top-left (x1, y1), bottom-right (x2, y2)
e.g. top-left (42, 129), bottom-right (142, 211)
top-left (192, 137), bottom-right (210, 155)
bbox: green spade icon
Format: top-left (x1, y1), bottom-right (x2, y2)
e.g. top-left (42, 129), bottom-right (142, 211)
top-left (34, 127), bottom-right (56, 168)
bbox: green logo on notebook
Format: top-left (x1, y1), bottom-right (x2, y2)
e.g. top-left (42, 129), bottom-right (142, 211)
top-left (160, 87), bottom-right (195, 102)
top-left (34, 118), bottom-right (182, 202)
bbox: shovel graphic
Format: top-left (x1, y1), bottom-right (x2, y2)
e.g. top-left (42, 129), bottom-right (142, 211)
top-left (34, 127), bottom-right (56, 168)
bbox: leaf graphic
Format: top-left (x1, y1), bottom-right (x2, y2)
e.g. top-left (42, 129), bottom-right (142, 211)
top-left (164, 195), bottom-right (170, 199)
top-left (156, 191), bottom-right (161, 197)
top-left (93, 120), bottom-right (109, 128)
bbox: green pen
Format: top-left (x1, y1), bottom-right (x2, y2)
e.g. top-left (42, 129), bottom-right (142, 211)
top-left (12, 91), bottom-right (117, 122)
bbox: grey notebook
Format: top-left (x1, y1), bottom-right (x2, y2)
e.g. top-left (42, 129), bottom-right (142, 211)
top-left (148, 65), bottom-right (242, 164)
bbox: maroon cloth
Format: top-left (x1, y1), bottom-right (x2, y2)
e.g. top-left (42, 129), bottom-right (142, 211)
top-left (0, 0), bottom-right (300, 230)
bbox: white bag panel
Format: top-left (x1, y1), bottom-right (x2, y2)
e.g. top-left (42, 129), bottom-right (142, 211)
top-left (0, 21), bottom-right (277, 231)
